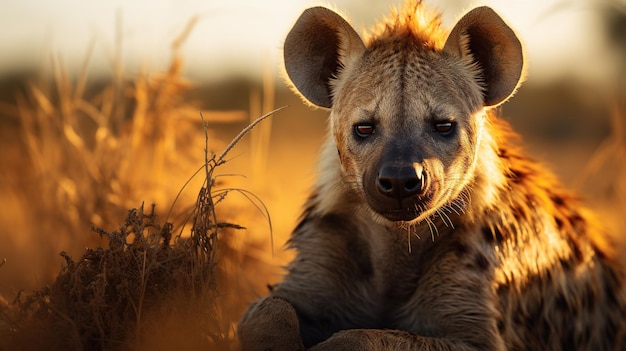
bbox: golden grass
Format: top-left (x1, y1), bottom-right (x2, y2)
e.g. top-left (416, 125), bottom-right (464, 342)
top-left (0, 21), bottom-right (283, 350)
top-left (572, 99), bottom-right (626, 259)
top-left (0, 99), bottom-right (282, 349)
top-left (15, 51), bottom-right (201, 245)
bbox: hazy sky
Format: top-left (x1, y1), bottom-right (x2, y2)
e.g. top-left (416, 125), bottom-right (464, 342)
top-left (0, 0), bottom-right (612, 84)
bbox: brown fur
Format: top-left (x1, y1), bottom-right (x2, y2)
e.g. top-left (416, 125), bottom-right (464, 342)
top-left (238, 1), bottom-right (626, 350)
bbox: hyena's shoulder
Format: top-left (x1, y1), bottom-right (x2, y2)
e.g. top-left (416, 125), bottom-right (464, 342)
top-left (480, 117), bottom-right (626, 350)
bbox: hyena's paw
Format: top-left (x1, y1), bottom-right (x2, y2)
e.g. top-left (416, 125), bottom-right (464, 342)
top-left (238, 296), bottom-right (305, 351)
top-left (308, 329), bottom-right (370, 351)
top-left (309, 329), bottom-right (416, 351)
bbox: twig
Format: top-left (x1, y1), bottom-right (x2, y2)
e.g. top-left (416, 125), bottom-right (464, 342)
top-left (217, 106), bottom-right (287, 163)
top-left (172, 16), bottom-right (199, 53)
top-left (166, 107), bottom-right (285, 236)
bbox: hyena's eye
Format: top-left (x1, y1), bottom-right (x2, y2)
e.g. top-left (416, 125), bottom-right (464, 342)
top-left (433, 121), bottom-right (456, 137)
top-left (354, 123), bottom-right (376, 138)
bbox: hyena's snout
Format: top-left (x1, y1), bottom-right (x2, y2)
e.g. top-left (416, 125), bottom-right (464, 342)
top-left (364, 157), bottom-right (431, 222)
top-left (376, 162), bottom-right (426, 199)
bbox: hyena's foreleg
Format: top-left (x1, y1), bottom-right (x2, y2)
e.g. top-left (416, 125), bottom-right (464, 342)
top-left (238, 296), bottom-right (305, 351)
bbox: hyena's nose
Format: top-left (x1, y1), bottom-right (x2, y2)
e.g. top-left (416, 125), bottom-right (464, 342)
top-left (377, 163), bottom-right (425, 199)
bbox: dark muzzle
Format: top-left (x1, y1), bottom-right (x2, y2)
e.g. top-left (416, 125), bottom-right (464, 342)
top-left (376, 162), bottom-right (426, 199)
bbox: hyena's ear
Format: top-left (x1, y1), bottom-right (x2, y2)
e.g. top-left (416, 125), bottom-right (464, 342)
top-left (284, 7), bottom-right (365, 108)
top-left (444, 6), bottom-right (524, 107)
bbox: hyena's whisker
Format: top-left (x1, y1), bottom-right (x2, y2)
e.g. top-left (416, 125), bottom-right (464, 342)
top-left (438, 209), bottom-right (455, 229)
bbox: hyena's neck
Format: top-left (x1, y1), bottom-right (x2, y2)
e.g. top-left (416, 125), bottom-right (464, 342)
top-left (471, 115), bottom-right (615, 278)
top-left (308, 136), bottom-right (362, 217)
top-left (462, 112), bottom-right (509, 223)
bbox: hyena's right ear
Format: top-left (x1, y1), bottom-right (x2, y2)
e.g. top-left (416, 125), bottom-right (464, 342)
top-left (284, 7), bottom-right (365, 108)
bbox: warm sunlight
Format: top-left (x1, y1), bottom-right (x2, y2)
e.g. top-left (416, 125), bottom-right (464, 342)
top-left (1, 1), bottom-right (624, 349)
top-left (0, 0), bottom-right (610, 83)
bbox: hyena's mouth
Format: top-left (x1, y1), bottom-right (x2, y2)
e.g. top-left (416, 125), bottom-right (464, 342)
top-left (369, 194), bottom-right (434, 222)
top-left (379, 209), bottom-right (421, 222)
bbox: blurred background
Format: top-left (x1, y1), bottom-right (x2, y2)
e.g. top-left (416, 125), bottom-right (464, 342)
top-left (0, 0), bottom-right (625, 348)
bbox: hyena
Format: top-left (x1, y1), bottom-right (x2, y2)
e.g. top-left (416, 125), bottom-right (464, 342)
top-left (238, 1), bottom-right (626, 350)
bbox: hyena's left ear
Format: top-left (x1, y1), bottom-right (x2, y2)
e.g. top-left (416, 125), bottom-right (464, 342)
top-left (284, 7), bottom-right (366, 108)
top-left (444, 6), bottom-right (524, 107)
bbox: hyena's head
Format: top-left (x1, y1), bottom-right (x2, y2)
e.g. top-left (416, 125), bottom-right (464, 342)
top-left (284, 2), bottom-right (524, 223)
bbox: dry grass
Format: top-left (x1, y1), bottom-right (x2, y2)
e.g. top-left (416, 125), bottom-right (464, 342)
top-left (0, 21), bottom-right (283, 350)
top-left (0, 100), bottom-right (280, 349)
top-left (3, 47), bottom-right (209, 299)
top-left (17, 47), bottom-right (200, 235)
top-left (1, 203), bottom-right (219, 351)
top-left (573, 99), bottom-right (626, 258)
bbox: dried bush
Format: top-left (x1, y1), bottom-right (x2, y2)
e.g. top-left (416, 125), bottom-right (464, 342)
top-left (0, 105), bottom-right (280, 350)
top-left (0, 18), bottom-right (283, 349)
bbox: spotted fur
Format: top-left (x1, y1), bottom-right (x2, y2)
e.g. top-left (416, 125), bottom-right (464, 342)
top-left (238, 1), bottom-right (626, 350)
